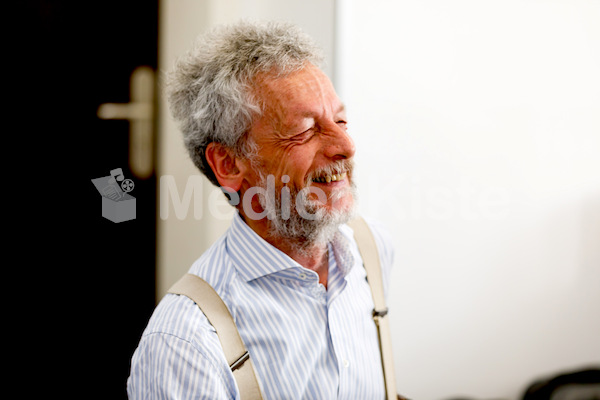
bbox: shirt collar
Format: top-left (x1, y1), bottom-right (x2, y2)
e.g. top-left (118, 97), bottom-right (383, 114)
top-left (226, 213), bottom-right (356, 282)
top-left (330, 225), bottom-right (355, 278)
top-left (227, 213), bottom-right (302, 282)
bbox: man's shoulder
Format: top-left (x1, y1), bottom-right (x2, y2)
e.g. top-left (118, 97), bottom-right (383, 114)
top-left (129, 280), bottom-right (236, 398)
top-left (362, 216), bottom-right (395, 251)
top-left (345, 215), bottom-right (395, 254)
top-left (343, 215), bottom-right (396, 275)
top-left (142, 235), bottom-right (239, 342)
top-left (145, 292), bottom-right (213, 336)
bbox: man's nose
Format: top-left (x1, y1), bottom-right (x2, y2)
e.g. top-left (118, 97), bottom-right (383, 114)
top-left (323, 125), bottom-right (356, 160)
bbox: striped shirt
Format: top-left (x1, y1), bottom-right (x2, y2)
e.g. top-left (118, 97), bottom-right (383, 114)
top-left (127, 213), bottom-right (394, 399)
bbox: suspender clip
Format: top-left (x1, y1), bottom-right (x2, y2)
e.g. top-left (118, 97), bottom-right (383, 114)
top-left (230, 351), bottom-right (250, 372)
top-left (372, 307), bottom-right (389, 318)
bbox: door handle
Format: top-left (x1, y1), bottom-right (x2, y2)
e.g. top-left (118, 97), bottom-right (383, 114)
top-left (97, 66), bottom-right (155, 179)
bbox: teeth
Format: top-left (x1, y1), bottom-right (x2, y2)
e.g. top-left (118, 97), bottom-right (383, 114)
top-left (313, 172), bottom-right (347, 183)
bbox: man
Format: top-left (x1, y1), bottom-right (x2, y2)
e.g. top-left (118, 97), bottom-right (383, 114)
top-left (127, 20), bottom-right (395, 399)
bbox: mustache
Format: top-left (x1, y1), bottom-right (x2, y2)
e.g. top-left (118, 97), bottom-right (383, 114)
top-left (305, 159), bottom-right (354, 186)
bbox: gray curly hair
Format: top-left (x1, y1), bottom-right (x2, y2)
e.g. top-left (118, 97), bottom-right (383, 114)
top-left (166, 20), bottom-right (324, 187)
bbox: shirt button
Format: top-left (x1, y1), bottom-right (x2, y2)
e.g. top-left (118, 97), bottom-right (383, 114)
top-left (298, 272), bottom-right (307, 280)
top-left (343, 359), bottom-right (350, 368)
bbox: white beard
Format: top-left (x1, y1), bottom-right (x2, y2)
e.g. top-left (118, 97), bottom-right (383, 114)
top-left (254, 162), bottom-right (357, 254)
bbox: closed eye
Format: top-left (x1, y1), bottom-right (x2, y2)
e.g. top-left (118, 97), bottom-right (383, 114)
top-left (290, 128), bottom-right (314, 143)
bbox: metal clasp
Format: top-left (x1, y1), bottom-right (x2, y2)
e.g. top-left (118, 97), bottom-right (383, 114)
top-left (230, 351), bottom-right (250, 372)
top-left (373, 307), bottom-right (389, 318)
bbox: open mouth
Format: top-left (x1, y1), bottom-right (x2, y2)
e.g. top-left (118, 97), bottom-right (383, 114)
top-left (312, 171), bottom-right (347, 183)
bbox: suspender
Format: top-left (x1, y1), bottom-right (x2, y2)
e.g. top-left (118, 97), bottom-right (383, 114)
top-left (347, 217), bottom-right (398, 399)
top-left (167, 216), bottom-right (397, 399)
top-left (167, 274), bottom-right (262, 400)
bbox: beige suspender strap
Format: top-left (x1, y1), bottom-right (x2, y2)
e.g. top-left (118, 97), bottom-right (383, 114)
top-left (348, 216), bottom-right (398, 400)
top-left (168, 274), bottom-right (263, 400)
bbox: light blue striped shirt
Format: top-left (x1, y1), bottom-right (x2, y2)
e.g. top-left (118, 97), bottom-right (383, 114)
top-left (127, 213), bottom-right (394, 399)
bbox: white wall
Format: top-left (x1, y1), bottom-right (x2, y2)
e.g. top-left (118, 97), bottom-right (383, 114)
top-left (157, 0), bottom-right (336, 295)
top-left (337, 0), bottom-right (600, 399)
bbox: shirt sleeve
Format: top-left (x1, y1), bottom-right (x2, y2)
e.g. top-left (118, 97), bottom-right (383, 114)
top-left (127, 296), bottom-right (238, 399)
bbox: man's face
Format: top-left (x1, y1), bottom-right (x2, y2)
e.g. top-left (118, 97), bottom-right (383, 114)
top-left (243, 63), bottom-right (356, 219)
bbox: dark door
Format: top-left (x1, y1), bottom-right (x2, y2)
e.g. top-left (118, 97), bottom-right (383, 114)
top-left (25, 1), bottom-right (158, 397)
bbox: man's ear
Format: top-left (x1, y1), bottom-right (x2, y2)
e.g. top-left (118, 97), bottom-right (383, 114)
top-left (205, 142), bottom-right (247, 192)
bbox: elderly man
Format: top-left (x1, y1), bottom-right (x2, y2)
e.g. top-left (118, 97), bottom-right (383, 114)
top-left (128, 20), bottom-right (396, 399)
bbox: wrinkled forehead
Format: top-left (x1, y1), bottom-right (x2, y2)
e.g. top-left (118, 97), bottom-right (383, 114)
top-left (251, 63), bottom-right (343, 120)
